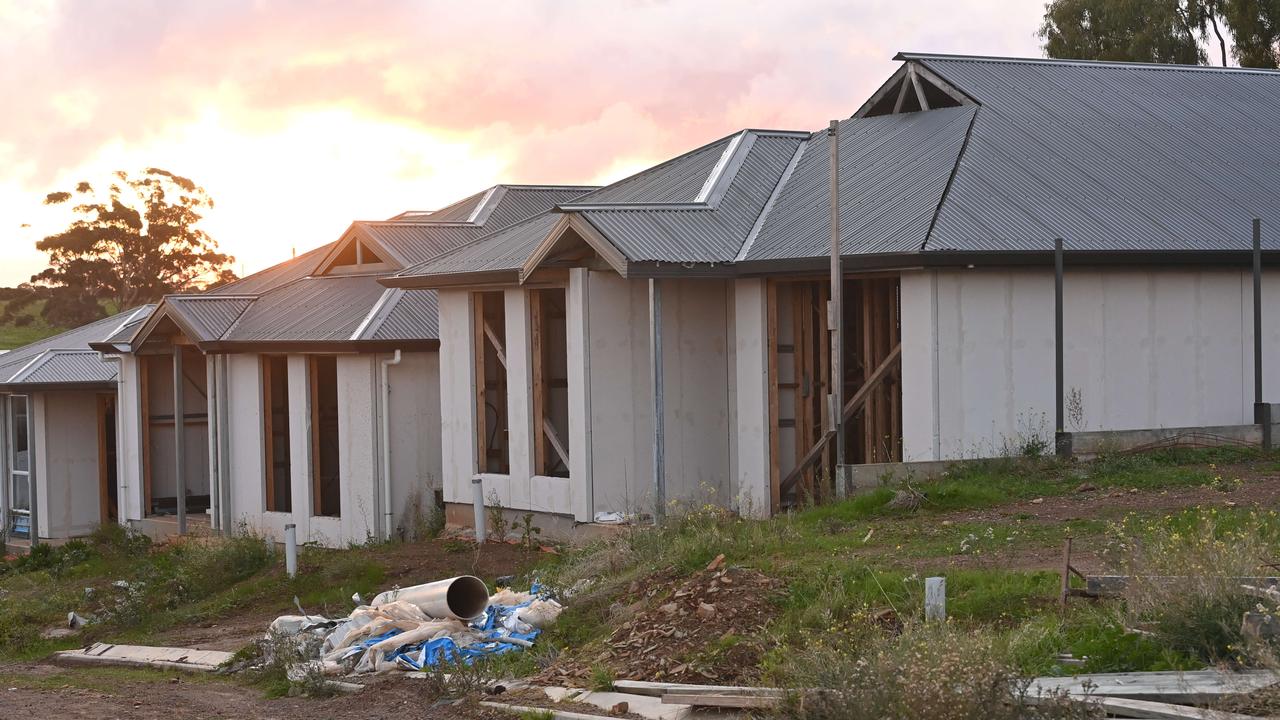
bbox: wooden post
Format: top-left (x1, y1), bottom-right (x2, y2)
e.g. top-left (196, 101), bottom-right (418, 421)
top-left (1060, 537), bottom-right (1073, 610)
top-left (173, 347), bottom-right (186, 535)
top-left (828, 120), bottom-right (845, 492)
top-left (172, 345), bottom-right (185, 535)
top-left (925, 576), bottom-right (946, 622)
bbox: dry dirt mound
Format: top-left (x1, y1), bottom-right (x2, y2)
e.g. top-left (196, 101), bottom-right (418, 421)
top-left (542, 560), bottom-right (784, 686)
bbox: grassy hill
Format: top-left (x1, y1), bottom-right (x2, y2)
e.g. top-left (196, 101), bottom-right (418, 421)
top-left (0, 295), bottom-right (121, 351)
top-left (0, 298), bottom-right (65, 350)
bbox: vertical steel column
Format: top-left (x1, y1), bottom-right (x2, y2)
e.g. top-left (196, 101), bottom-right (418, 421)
top-left (650, 278), bottom-right (666, 520)
top-left (0, 396), bottom-right (7, 541)
top-left (1054, 238), bottom-right (1066, 456)
top-left (1254, 218), bottom-right (1263, 406)
top-left (828, 119), bottom-right (845, 496)
top-left (27, 397), bottom-right (37, 546)
top-left (1254, 219), bottom-right (1270, 451)
top-left (173, 347), bottom-right (186, 535)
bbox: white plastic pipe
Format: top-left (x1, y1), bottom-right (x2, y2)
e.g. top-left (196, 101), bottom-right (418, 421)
top-left (284, 523), bottom-right (298, 578)
top-left (472, 476), bottom-right (486, 544)
top-left (379, 350), bottom-right (402, 541)
top-left (370, 575), bottom-right (489, 620)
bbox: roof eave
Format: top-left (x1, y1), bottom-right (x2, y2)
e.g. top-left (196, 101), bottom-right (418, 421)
top-left (200, 338), bottom-right (439, 355)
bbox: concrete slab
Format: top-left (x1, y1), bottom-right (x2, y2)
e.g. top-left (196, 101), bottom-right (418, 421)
top-left (544, 686), bottom-right (692, 719)
top-left (54, 642), bottom-right (233, 672)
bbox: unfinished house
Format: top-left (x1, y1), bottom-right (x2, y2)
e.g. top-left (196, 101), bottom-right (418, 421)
top-left (0, 307), bottom-right (153, 549)
top-left (96, 185), bottom-right (593, 546)
top-left (388, 53), bottom-right (1280, 523)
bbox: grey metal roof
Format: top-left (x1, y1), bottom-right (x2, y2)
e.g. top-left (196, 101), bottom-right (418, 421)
top-left (0, 306), bottom-right (153, 388)
top-left (369, 289), bottom-right (440, 341)
top-left (563, 136), bottom-right (735, 205)
top-left (356, 185), bottom-right (596, 266)
top-left (579, 132), bottom-right (808, 262)
top-left (906, 53), bottom-right (1280, 253)
top-left (386, 55), bottom-right (1280, 283)
top-left (210, 242), bottom-right (334, 295)
top-left (165, 296), bottom-right (255, 341)
top-left (18, 351), bottom-right (116, 386)
top-left (222, 275), bottom-right (392, 343)
top-left (746, 106), bottom-right (974, 261)
top-left (125, 185), bottom-right (594, 350)
top-left (395, 212), bottom-right (564, 280)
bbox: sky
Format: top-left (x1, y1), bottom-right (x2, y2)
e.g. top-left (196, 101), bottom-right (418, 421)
top-left (0, 0), bottom-right (1046, 287)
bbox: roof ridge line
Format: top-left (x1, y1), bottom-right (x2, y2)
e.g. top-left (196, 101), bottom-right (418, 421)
top-left (735, 137), bottom-right (810, 262)
top-left (351, 288), bottom-right (403, 341)
top-left (695, 131), bottom-right (750, 203)
top-left (900, 51), bottom-right (1280, 75)
top-left (561, 130), bottom-right (747, 207)
top-left (921, 107), bottom-right (980, 251)
top-left (10, 350), bottom-right (52, 383)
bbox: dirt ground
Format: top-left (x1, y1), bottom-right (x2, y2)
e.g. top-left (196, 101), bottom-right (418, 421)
top-left (0, 665), bottom-right (511, 719)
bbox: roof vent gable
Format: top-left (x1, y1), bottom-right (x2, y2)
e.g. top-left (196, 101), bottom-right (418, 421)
top-left (856, 61), bottom-right (974, 118)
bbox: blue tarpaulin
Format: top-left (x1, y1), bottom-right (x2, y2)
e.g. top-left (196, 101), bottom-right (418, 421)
top-left (356, 585), bottom-right (545, 671)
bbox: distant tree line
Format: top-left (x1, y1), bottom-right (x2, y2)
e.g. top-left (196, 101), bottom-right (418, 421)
top-left (1040, 0), bottom-right (1280, 67)
top-left (6, 168), bottom-right (236, 328)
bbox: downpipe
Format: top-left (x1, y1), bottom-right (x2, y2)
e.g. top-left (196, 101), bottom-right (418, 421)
top-left (101, 354), bottom-right (129, 526)
top-left (379, 350), bottom-right (402, 541)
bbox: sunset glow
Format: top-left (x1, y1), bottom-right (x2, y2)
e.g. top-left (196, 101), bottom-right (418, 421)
top-left (0, 0), bottom-right (1044, 287)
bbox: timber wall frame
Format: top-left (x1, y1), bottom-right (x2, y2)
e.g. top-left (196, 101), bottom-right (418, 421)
top-left (308, 355), bottom-right (341, 518)
top-left (767, 273), bottom-right (903, 511)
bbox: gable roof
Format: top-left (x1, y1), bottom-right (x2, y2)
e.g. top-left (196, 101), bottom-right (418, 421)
top-left (901, 53), bottom-right (1280, 254)
top-left (0, 306), bottom-right (153, 390)
top-left (384, 130), bottom-right (810, 287)
top-left (332, 185), bottom-right (597, 270)
top-left (119, 184), bottom-right (593, 352)
top-left (391, 54), bottom-right (1280, 286)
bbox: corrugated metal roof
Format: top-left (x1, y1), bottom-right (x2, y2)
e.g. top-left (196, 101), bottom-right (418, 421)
top-left (224, 275), bottom-right (391, 342)
top-left (579, 132), bottom-right (807, 262)
top-left (370, 290), bottom-right (440, 341)
top-left (165, 296), bottom-right (254, 341)
top-left (484, 186), bottom-right (598, 228)
top-left (356, 185), bottom-right (596, 266)
top-left (210, 242), bottom-right (333, 295)
top-left (0, 306), bottom-right (154, 386)
top-left (396, 212), bottom-right (564, 279)
top-left (907, 54), bottom-right (1280, 252)
top-left (16, 351), bottom-right (117, 386)
top-left (746, 106), bottom-right (974, 260)
top-left (563, 136), bottom-right (735, 205)
top-left (421, 188), bottom-right (489, 223)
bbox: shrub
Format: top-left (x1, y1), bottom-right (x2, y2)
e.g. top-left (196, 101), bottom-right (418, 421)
top-left (776, 623), bottom-right (1097, 720)
top-left (1109, 510), bottom-right (1280, 666)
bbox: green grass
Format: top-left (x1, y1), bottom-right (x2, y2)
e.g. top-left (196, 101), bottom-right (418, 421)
top-left (531, 448), bottom-right (1280, 681)
top-left (0, 297), bottom-right (122, 349)
top-left (2, 447), bottom-right (1275, 698)
top-left (0, 299), bottom-right (62, 349)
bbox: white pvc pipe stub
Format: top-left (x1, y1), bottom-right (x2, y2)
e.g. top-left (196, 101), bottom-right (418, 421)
top-left (284, 523), bottom-right (298, 578)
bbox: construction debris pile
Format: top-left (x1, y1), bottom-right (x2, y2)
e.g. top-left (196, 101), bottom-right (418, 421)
top-left (540, 556), bottom-right (782, 686)
top-left (268, 575), bottom-right (562, 676)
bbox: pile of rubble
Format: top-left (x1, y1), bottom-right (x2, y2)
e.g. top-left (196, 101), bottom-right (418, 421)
top-left (268, 575), bottom-right (562, 676)
top-left (542, 556), bottom-right (783, 686)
